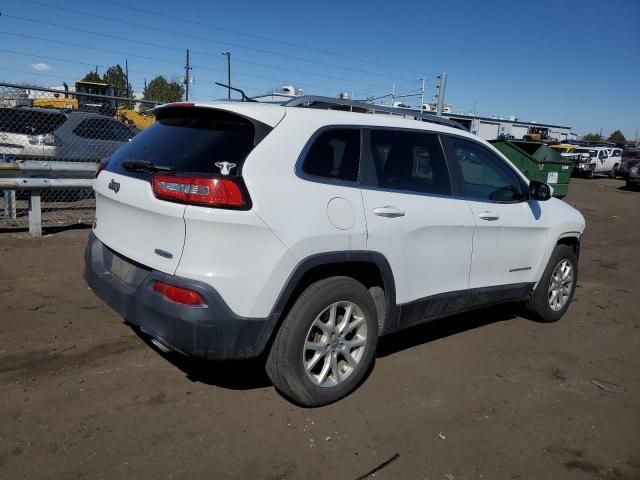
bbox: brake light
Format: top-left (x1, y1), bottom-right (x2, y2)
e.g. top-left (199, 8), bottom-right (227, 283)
top-left (152, 175), bottom-right (245, 207)
top-left (153, 281), bottom-right (205, 306)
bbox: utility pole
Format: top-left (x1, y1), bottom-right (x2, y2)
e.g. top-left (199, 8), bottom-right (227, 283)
top-left (95, 65), bottom-right (99, 75)
top-left (222, 51), bottom-right (231, 99)
top-left (436, 72), bottom-right (447, 117)
top-left (391, 83), bottom-right (395, 107)
top-left (184, 49), bottom-right (192, 101)
top-left (420, 78), bottom-right (425, 110)
top-left (125, 58), bottom-right (129, 98)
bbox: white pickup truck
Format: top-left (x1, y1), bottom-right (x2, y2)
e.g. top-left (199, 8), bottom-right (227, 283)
top-left (572, 147), bottom-right (621, 178)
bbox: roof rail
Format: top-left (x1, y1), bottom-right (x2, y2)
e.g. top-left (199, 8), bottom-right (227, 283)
top-left (283, 95), bottom-right (467, 131)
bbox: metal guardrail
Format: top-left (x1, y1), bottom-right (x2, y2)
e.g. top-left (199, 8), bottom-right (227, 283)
top-left (0, 82), bottom-right (156, 234)
top-left (1, 158), bottom-right (95, 236)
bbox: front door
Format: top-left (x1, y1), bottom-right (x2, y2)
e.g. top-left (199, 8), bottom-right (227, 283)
top-left (442, 136), bottom-right (548, 294)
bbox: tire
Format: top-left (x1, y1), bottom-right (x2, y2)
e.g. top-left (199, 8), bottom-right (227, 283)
top-left (524, 244), bottom-right (578, 323)
top-left (585, 170), bottom-right (594, 179)
top-left (266, 276), bottom-right (379, 407)
top-left (608, 164), bottom-right (618, 179)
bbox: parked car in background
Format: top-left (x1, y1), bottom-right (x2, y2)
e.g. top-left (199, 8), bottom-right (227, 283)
top-left (570, 146), bottom-right (619, 178)
top-left (0, 107), bottom-right (136, 162)
top-left (627, 163), bottom-right (640, 189)
top-left (570, 147), bottom-right (597, 177)
top-left (549, 144), bottom-right (576, 155)
top-left (619, 148), bottom-right (640, 180)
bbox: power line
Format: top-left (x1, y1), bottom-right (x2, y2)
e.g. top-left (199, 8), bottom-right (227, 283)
top-left (0, 38), bottom-right (340, 94)
top-left (0, 31), bottom-right (186, 67)
top-left (0, 66), bottom-right (143, 89)
top-left (19, 0), bottom-right (424, 84)
top-left (99, 0), bottom-right (427, 77)
top-left (2, 14), bottom-right (396, 90)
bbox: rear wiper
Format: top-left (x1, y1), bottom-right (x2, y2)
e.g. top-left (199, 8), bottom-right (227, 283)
top-left (121, 160), bottom-right (176, 173)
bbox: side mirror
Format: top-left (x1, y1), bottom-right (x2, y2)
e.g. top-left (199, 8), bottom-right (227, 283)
top-left (529, 180), bottom-right (552, 201)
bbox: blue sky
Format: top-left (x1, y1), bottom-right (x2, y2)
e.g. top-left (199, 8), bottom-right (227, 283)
top-left (1, 0), bottom-right (638, 138)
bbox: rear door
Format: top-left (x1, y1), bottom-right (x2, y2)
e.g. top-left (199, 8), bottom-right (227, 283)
top-left (360, 128), bottom-right (475, 319)
top-left (442, 135), bottom-right (548, 293)
top-left (95, 105), bottom-right (279, 274)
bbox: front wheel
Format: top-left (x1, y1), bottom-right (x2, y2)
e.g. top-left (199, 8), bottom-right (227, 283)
top-left (524, 244), bottom-right (578, 322)
top-left (266, 277), bottom-right (378, 407)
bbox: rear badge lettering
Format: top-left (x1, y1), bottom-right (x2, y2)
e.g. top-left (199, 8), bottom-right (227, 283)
top-left (215, 161), bottom-right (236, 175)
top-left (108, 179), bottom-right (120, 193)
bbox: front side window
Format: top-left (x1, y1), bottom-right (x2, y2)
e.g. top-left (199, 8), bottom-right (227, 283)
top-left (448, 137), bottom-right (526, 203)
top-left (301, 129), bottom-right (360, 182)
top-left (368, 129), bottom-right (452, 195)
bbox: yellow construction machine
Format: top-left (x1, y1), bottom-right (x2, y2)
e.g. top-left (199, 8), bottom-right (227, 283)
top-left (31, 81), bottom-right (155, 131)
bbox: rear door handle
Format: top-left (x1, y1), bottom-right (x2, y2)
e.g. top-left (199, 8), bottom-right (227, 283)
top-left (373, 206), bottom-right (405, 218)
top-left (478, 211), bottom-right (500, 221)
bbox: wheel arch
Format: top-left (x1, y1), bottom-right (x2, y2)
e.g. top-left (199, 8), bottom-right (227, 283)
top-left (556, 233), bottom-right (581, 258)
top-left (264, 251), bottom-right (399, 349)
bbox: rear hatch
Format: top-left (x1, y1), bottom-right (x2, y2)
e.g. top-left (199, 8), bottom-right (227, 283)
top-left (94, 103), bottom-right (283, 274)
top-left (0, 108), bottom-right (67, 159)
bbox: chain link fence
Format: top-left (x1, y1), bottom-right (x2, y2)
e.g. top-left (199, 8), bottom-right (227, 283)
top-left (1, 82), bottom-right (159, 231)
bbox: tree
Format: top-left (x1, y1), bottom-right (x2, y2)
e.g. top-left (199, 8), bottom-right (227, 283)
top-left (582, 132), bottom-right (603, 142)
top-left (143, 76), bottom-right (184, 104)
top-left (81, 71), bottom-right (101, 83)
top-left (102, 64), bottom-right (132, 98)
top-left (607, 130), bottom-right (626, 145)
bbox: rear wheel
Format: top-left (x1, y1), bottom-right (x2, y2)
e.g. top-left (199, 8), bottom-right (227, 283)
top-left (608, 164), bottom-right (618, 179)
top-left (266, 276), bottom-right (378, 406)
top-left (524, 244), bottom-right (578, 322)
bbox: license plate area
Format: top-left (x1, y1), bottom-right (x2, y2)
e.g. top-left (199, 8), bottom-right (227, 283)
top-left (110, 254), bottom-right (137, 284)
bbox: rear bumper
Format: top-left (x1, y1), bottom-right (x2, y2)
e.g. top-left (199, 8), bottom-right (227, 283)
top-left (83, 233), bottom-right (273, 360)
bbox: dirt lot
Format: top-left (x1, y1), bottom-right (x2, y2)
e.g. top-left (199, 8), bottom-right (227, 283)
top-left (1, 178), bottom-right (639, 480)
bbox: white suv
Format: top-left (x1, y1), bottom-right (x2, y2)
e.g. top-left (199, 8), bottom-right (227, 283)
top-left (85, 99), bottom-right (585, 406)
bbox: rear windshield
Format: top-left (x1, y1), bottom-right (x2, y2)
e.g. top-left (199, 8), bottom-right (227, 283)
top-left (106, 107), bottom-right (263, 177)
top-left (0, 108), bottom-right (67, 135)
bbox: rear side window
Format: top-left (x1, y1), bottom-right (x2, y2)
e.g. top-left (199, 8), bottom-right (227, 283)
top-left (73, 118), bottom-right (135, 142)
top-left (368, 129), bottom-right (452, 196)
top-left (107, 107), bottom-right (262, 177)
top-left (0, 108), bottom-right (66, 135)
top-left (447, 137), bottom-right (526, 203)
top-left (302, 129), bottom-right (360, 182)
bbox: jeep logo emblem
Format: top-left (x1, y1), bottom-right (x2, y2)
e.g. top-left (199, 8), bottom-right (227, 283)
top-left (108, 179), bottom-right (120, 193)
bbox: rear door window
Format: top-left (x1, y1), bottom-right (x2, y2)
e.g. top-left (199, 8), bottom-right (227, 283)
top-left (0, 108), bottom-right (66, 135)
top-left (301, 128), bottom-right (361, 182)
top-left (367, 129), bottom-right (452, 196)
top-left (107, 107), bottom-right (264, 178)
top-left (73, 118), bottom-right (135, 142)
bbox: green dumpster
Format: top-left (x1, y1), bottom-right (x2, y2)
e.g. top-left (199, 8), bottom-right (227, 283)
top-left (489, 140), bottom-right (572, 198)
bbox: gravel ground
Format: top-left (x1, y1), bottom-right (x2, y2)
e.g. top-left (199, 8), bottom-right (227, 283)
top-left (1, 177), bottom-right (639, 480)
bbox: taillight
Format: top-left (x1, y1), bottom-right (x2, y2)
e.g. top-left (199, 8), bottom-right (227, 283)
top-left (153, 281), bottom-right (205, 306)
top-left (152, 175), bottom-right (245, 208)
top-left (96, 158), bottom-right (110, 178)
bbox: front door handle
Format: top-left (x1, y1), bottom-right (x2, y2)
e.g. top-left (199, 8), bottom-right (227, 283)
top-left (373, 206), bottom-right (405, 218)
top-left (478, 211), bottom-right (500, 221)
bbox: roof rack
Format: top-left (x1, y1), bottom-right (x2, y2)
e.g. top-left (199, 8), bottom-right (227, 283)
top-left (283, 95), bottom-right (467, 131)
